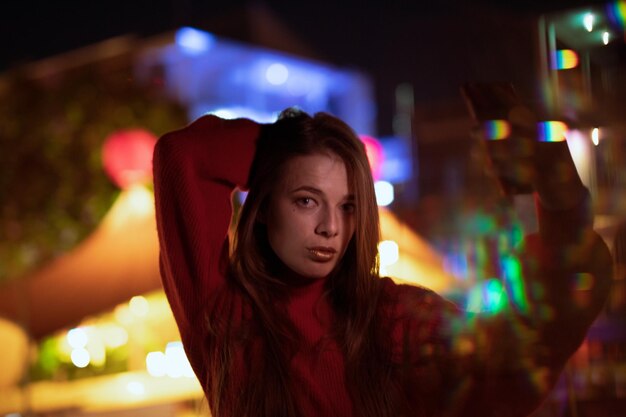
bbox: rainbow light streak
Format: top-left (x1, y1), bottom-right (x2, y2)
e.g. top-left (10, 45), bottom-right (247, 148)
top-left (483, 120), bottom-right (511, 140)
top-left (500, 255), bottom-right (529, 314)
top-left (606, 1), bottom-right (626, 30)
top-left (509, 224), bottom-right (524, 249)
top-left (538, 121), bottom-right (568, 142)
top-left (484, 279), bottom-right (507, 313)
top-left (467, 279), bottom-right (507, 314)
top-left (551, 49), bottom-right (579, 70)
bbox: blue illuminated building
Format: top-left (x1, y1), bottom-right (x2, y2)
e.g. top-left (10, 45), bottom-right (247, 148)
top-left (137, 27), bottom-right (375, 133)
top-left (132, 26), bottom-right (413, 188)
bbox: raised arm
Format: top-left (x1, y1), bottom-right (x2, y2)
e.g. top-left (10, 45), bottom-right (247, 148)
top-left (152, 115), bottom-right (261, 336)
top-left (442, 104), bottom-right (613, 416)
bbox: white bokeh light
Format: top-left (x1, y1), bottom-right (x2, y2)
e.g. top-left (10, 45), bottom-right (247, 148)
top-left (71, 348), bottom-right (91, 368)
top-left (374, 181), bottom-right (394, 206)
top-left (67, 328), bottom-right (88, 349)
top-left (378, 240), bottom-right (399, 267)
top-left (266, 63), bottom-right (289, 85)
top-left (146, 351), bottom-right (167, 377)
top-left (126, 381), bottom-right (146, 396)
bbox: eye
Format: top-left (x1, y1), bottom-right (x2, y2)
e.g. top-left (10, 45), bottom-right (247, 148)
top-left (295, 197), bottom-right (317, 208)
top-left (341, 203), bottom-right (356, 214)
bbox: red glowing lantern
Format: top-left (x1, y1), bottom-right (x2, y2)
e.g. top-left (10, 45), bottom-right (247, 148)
top-left (359, 134), bottom-right (384, 180)
top-left (102, 129), bottom-right (157, 189)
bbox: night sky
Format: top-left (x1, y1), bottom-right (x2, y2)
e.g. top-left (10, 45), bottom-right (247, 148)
top-left (0, 0), bottom-right (607, 70)
top-left (0, 0), bottom-right (611, 133)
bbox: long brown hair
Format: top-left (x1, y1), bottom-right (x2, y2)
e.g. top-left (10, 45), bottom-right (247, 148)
top-left (206, 108), bottom-right (402, 416)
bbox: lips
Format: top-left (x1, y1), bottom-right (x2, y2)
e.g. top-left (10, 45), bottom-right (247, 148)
top-left (308, 246), bottom-right (337, 262)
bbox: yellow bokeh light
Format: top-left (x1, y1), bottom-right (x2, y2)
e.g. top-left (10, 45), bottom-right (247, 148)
top-left (114, 304), bottom-right (134, 326)
top-left (100, 324), bottom-right (129, 348)
top-left (129, 295), bottom-right (150, 317)
top-left (126, 185), bottom-right (154, 216)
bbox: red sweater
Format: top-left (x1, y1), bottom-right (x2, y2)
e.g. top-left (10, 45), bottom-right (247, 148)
top-left (153, 115), bottom-right (612, 417)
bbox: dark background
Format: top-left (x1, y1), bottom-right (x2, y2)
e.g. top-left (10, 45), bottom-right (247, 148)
top-left (0, 1), bottom-right (609, 87)
top-left (0, 1), bottom-right (605, 70)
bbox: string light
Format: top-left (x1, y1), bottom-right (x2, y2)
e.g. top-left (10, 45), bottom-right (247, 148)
top-left (583, 13), bottom-right (594, 32)
top-left (591, 127), bottom-right (600, 146)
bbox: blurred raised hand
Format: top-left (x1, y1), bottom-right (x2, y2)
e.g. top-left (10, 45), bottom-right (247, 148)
top-left (463, 82), bottom-right (587, 211)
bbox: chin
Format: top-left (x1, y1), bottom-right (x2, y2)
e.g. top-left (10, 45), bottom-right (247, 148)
top-left (297, 270), bottom-right (329, 280)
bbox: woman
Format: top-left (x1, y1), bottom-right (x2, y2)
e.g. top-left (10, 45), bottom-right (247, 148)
top-left (153, 108), bottom-right (612, 417)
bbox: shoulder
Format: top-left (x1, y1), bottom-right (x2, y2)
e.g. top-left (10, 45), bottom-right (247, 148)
top-left (379, 277), bottom-right (458, 311)
top-left (379, 276), bottom-right (462, 329)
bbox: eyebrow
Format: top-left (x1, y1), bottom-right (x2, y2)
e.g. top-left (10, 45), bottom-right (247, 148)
top-left (289, 185), bottom-right (354, 201)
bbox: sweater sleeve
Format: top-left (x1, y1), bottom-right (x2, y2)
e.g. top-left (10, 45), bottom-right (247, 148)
top-left (445, 190), bottom-right (613, 416)
top-left (152, 115), bottom-right (261, 337)
top-left (392, 189), bottom-right (612, 417)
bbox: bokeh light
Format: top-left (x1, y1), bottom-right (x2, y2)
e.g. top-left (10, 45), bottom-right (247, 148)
top-left (606, 1), bottom-right (626, 30)
top-left (378, 240), bottom-right (399, 267)
top-left (483, 120), bottom-right (511, 140)
top-left (86, 340), bottom-right (106, 367)
top-left (129, 295), bottom-right (150, 317)
top-left (175, 27), bottom-right (215, 55)
top-left (374, 181), bottom-right (395, 206)
top-left (591, 127), bottom-right (600, 146)
top-left (467, 279), bottom-right (507, 314)
top-left (126, 185), bottom-right (154, 216)
top-left (501, 254), bottom-right (529, 314)
top-left (360, 135), bottom-right (384, 180)
top-left (538, 121), bottom-right (568, 142)
top-left (67, 328), bottom-right (88, 349)
top-left (583, 13), bottom-right (595, 32)
top-left (165, 341), bottom-right (195, 378)
top-left (146, 351), bottom-right (167, 377)
top-left (100, 324), bottom-right (129, 348)
top-left (114, 304), bottom-right (134, 326)
top-left (265, 63), bottom-right (289, 85)
top-left (573, 273), bottom-right (595, 291)
top-left (126, 381), bottom-right (146, 396)
top-left (551, 49), bottom-right (579, 70)
top-left (70, 348), bottom-right (90, 368)
top-left (102, 129), bottom-right (157, 189)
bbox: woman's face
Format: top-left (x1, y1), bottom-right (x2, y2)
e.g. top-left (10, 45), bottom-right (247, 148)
top-left (265, 152), bottom-right (356, 280)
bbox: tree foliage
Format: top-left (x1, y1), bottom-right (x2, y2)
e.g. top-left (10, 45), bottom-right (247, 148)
top-left (0, 60), bottom-right (187, 283)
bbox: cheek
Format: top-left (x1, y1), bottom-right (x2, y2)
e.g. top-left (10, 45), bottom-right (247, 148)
top-left (267, 207), bottom-right (301, 248)
top-left (345, 219), bottom-right (356, 241)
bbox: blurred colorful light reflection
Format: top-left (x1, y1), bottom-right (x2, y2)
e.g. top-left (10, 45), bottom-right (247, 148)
top-left (483, 120), bottom-right (511, 140)
top-left (467, 279), bottom-right (507, 314)
top-left (606, 1), bottom-right (626, 29)
top-left (551, 49), bottom-right (579, 70)
top-left (175, 27), bottom-right (215, 54)
top-left (538, 121), bottom-right (568, 142)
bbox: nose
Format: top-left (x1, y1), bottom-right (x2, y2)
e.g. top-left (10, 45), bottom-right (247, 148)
top-left (315, 207), bottom-right (339, 238)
